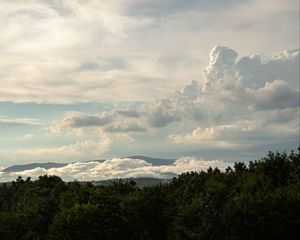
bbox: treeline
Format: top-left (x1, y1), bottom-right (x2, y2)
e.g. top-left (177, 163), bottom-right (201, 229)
top-left (0, 150), bottom-right (300, 240)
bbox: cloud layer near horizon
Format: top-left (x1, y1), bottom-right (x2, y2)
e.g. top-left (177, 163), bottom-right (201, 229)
top-left (0, 157), bottom-right (230, 182)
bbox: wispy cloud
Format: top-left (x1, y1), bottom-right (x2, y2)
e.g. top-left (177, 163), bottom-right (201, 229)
top-left (0, 118), bottom-right (41, 127)
top-left (3, 137), bottom-right (111, 163)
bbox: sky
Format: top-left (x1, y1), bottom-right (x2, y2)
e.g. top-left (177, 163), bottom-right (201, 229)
top-left (0, 0), bottom-right (299, 175)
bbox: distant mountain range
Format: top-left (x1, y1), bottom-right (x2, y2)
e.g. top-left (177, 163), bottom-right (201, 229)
top-left (2, 156), bottom-right (176, 172)
top-left (127, 156), bottom-right (175, 166)
top-left (3, 162), bottom-right (68, 172)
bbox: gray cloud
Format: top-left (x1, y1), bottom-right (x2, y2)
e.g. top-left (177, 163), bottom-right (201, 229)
top-left (180, 80), bottom-right (199, 100)
top-left (79, 58), bottom-right (129, 72)
top-left (104, 124), bottom-right (146, 133)
top-left (61, 112), bottom-right (113, 128)
top-left (249, 80), bottom-right (299, 110)
top-left (51, 110), bottom-right (147, 135)
top-left (127, 0), bottom-right (246, 17)
top-left (231, 22), bottom-right (254, 31)
top-left (115, 109), bottom-right (141, 118)
top-left (145, 100), bottom-right (181, 128)
top-left (236, 49), bottom-right (299, 88)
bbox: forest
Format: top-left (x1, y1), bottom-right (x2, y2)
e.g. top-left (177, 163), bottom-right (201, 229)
top-left (0, 149), bottom-right (299, 240)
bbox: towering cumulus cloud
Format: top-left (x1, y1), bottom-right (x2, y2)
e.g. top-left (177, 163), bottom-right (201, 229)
top-left (202, 45), bottom-right (238, 90)
top-left (170, 46), bottom-right (299, 150)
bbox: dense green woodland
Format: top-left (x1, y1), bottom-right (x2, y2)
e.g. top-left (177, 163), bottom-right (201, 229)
top-left (0, 150), bottom-right (300, 240)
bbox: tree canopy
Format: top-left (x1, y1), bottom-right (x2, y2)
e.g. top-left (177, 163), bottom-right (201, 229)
top-left (0, 149), bottom-right (299, 240)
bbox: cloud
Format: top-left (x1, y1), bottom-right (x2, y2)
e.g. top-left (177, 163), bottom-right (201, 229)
top-left (164, 46), bottom-right (299, 149)
top-left (202, 45), bottom-right (238, 89)
top-left (114, 109), bottom-right (140, 118)
top-left (0, 118), bottom-right (40, 127)
top-left (104, 124), bottom-right (146, 133)
top-left (231, 22), bottom-right (254, 31)
top-left (170, 109), bottom-right (298, 147)
top-left (8, 137), bottom-right (111, 162)
top-left (59, 112), bottom-right (113, 128)
top-left (0, 156), bottom-right (230, 182)
top-left (1, 44), bottom-right (298, 165)
top-left (236, 49), bottom-right (299, 88)
top-left (50, 111), bottom-right (146, 134)
top-left (200, 46), bottom-right (299, 109)
top-left (79, 58), bottom-right (129, 72)
top-left (0, 0), bottom-right (298, 103)
top-left (24, 134), bottom-right (34, 139)
top-left (49, 80), bottom-right (202, 134)
top-left (180, 80), bottom-right (199, 100)
top-left (144, 99), bottom-right (181, 128)
top-left (127, 0), bottom-right (246, 17)
top-left (48, 46), bottom-right (299, 150)
top-left (248, 80), bottom-right (299, 110)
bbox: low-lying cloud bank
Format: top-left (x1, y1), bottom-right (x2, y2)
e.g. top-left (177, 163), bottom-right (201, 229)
top-left (0, 157), bottom-right (229, 182)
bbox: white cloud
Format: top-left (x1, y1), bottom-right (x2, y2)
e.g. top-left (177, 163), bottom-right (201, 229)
top-left (0, 118), bottom-right (41, 127)
top-left (23, 134), bottom-right (34, 139)
top-left (170, 110), bottom-right (298, 147)
top-left (202, 45), bottom-right (238, 89)
top-left (170, 121), bottom-right (257, 147)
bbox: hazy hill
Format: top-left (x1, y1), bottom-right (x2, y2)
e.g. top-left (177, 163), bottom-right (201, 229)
top-left (3, 162), bottom-right (68, 172)
top-left (127, 156), bottom-right (175, 165)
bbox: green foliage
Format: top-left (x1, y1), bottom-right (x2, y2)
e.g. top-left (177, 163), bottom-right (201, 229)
top-left (0, 149), bottom-right (299, 239)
